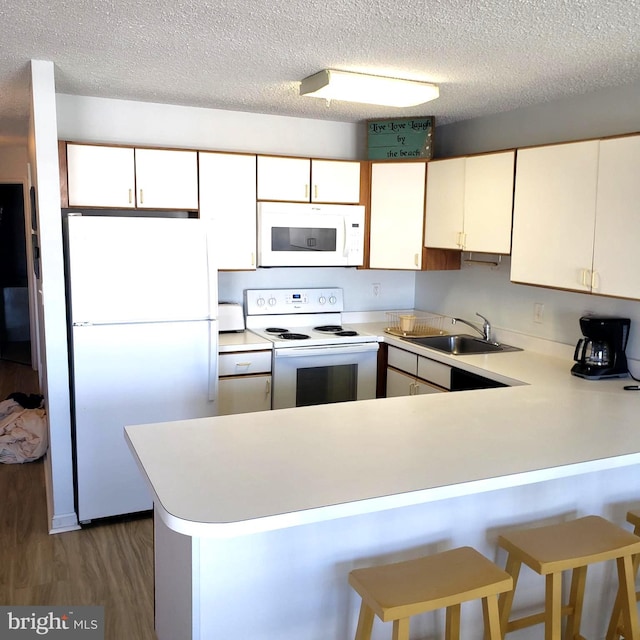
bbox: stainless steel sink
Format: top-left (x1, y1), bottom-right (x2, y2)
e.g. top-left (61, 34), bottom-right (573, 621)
top-left (404, 334), bottom-right (522, 355)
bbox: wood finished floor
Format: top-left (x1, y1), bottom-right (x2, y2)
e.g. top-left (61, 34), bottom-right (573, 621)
top-left (0, 361), bottom-right (156, 640)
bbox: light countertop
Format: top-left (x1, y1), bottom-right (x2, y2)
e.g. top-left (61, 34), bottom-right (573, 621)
top-left (218, 330), bottom-right (272, 352)
top-left (126, 325), bottom-right (640, 538)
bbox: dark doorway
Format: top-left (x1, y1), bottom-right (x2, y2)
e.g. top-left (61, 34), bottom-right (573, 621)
top-left (0, 184), bottom-right (31, 365)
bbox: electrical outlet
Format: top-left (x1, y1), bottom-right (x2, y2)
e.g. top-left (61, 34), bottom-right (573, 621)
top-left (533, 302), bottom-right (544, 324)
top-left (372, 283), bottom-right (381, 297)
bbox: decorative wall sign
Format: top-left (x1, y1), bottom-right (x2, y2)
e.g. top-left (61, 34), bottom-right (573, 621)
top-left (367, 116), bottom-right (435, 160)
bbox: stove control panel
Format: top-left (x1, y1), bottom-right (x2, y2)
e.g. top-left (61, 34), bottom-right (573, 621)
top-left (245, 288), bottom-right (344, 315)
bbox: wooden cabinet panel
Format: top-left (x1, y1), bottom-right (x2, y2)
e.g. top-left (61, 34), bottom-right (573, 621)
top-left (199, 152), bottom-right (257, 270)
top-left (218, 350), bottom-right (271, 376)
top-left (310, 160), bottom-right (361, 203)
top-left (463, 151), bottom-right (515, 254)
top-left (510, 140), bottom-right (599, 291)
top-left (66, 144), bottom-right (198, 210)
top-left (67, 144), bottom-right (135, 208)
top-left (424, 151), bottom-right (515, 254)
top-left (257, 156), bottom-right (310, 202)
top-left (134, 148), bottom-right (198, 210)
top-left (218, 375), bottom-right (272, 415)
top-left (424, 157), bottom-right (465, 249)
top-left (592, 136), bottom-right (640, 299)
top-left (369, 162), bottom-right (426, 270)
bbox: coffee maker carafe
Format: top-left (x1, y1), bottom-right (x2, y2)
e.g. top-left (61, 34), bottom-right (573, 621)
top-left (571, 316), bottom-right (630, 379)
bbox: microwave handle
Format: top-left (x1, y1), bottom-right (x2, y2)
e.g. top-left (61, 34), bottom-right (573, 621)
top-left (343, 217), bottom-right (352, 258)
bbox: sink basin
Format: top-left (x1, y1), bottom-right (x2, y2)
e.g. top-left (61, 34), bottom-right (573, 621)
top-left (404, 334), bottom-right (522, 355)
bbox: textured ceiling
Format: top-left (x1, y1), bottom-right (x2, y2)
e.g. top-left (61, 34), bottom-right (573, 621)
top-left (1, 0), bottom-right (640, 141)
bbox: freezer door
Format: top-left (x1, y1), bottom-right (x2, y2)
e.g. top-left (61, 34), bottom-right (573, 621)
top-left (67, 215), bottom-right (217, 324)
top-left (73, 320), bottom-right (218, 521)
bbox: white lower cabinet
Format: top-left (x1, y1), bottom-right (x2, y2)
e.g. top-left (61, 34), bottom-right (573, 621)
top-left (386, 345), bottom-right (450, 397)
top-left (218, 350), bottom-right (272, 415)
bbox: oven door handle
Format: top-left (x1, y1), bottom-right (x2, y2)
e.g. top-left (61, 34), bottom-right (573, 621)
top-left (274, 343), bottom-right (379, 358)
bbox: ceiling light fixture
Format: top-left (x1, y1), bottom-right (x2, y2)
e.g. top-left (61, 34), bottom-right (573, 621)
top-left (299, 69), bottom-right (439, 108)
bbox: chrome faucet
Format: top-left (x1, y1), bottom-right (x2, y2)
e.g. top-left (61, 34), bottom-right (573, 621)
top-left (452, 313), bottom-right (492, 342)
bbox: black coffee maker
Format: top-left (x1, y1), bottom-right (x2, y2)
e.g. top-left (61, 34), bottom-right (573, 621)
top-left (571, 315), bottom-right (630, 379)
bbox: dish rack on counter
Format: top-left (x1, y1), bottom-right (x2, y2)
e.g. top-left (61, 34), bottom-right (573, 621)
top-left (384, 311), bottom-right (447, 338)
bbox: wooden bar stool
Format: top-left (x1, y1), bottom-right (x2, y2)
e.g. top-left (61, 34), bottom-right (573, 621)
top-left (348, 546), bottom-right (513, 640)
top-left (497, 515), bottom-right (640, 640)
top-left (606, 510), bottom-right (640, 640)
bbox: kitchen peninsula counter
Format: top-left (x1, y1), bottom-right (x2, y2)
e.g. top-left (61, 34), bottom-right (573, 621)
top-left (125, 338), bottom-right (640, 640)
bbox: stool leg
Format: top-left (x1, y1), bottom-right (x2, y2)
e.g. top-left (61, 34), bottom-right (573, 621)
top-left (499, 553), bottom-right (522, 637)
top-left (545, 571), bottom-right (563, 640)
top-left (392, 617), bottom-right (410, 640)
top-left (564, 566), bottom-right (587, 640)
top-left (446, 604), bottom-right (461, 640)
top-left (616, 555), bottom-right (640, 640)
top-left (483, 594), bottom-right (503, 640)
top-left (607, 553), bottom-right (640, 640)
top-left (354, 602), bottom-right (375, 640)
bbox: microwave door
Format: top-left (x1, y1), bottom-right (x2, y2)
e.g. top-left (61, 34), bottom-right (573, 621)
top-left (287, 227), bottom-right (337, 252)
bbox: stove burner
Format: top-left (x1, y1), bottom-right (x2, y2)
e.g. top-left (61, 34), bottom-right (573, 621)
top-left (265, 327), bottom-right (289, 334)
top-left (336, 330), bottom-right (358, 337)
top-left (314, 325), bottom-right (343, 333)
top-left (279, 332), bottom-right (310, 340)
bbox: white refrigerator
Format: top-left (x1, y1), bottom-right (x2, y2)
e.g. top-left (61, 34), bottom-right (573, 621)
top-left (66, 214), bottom-right (218, 522)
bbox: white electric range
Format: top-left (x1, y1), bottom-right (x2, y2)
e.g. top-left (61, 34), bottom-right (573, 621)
top-left (244, 288), bottom-right (379, 409)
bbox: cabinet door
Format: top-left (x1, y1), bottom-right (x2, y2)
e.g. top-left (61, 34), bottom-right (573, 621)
top-left (463, 151), bottom-right (515, 254)
top-left (257, 156), bottom-right (310, 202)
top-left (386, 367), bottom-right (415, 397)
top-left (311, 160), bottom-right (361, 203)
top-left (134, 148), bottom-right (199, 210)
top-left (67, 144), bottom-right (136, 208)
top-left (369, 162), bottom-right (426, 270)
top-left (199, 152), bottom-right (257, 270)
top-left (218, 375), bottom-right (272, 415)
top-left (424, 157), bottom-right (465, 249)
top-left (592, 136), bottom-right (640, 299)
top-left (510, 141), bottom-right (599, 291)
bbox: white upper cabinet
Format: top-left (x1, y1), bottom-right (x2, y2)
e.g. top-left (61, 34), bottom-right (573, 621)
top-left (257, 156), bottom-right (310, 202)
top-left (510, 140), bottom-right (600, 292)
top-left (134, 148), bottom-right (199, 210)
top-left (424, 151), bottom-right (515, 253)
top-left (424, 157), bottom-right (465, 249)
top-left (67, 144), bottom-right (136, 208)
top-left (199, 152), bottom-right (257, 271)
top-left (66, 144), bottom-right (198, 210)
top-left (592, 135), bottom-right (640, 299)
top-left (257, 156), bottom-right (361, 203)
top-left (310, 159), bottom-right (361, 203)
top-left (369, 162), bottom-right (426, 270)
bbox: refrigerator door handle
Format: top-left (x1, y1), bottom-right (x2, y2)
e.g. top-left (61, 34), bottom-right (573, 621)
top-left (208, 320), bottom-right (219, 403)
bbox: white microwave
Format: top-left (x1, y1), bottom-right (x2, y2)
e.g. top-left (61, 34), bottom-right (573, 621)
top-left (257, 202), bottom-right (365, 267)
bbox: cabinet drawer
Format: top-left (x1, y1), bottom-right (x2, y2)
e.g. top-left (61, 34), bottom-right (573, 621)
top-left (219, 350), bottom-right (272, 376)
top-left (387, 346), bottom-right (418, 376)
top-left (417, 356), bottom-right (451, 390)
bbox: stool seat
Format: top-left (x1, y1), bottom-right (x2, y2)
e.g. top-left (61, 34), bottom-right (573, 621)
top-left (498, 515), bottom-right (640, 640)
top-left (349, 546), bottom-right (512, 640)
top-left (498, 515), bottom-right (640, 574)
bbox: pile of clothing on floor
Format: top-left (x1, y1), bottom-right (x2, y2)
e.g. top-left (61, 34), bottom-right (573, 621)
top-left (0, 392), bottom-right (47, 464)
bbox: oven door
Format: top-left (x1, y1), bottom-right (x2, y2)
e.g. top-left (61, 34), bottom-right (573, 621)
top-left (272, 342), bottom-right (379, 409)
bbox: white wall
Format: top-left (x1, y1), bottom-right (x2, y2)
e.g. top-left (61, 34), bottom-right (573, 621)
top-left (435, 80), bottom-right (640, 157)
top-left (417, 81), bottom-right (640, 367)
top-left (29, 61), bottom-right (78, 532)
top-left (219, 268), bottom-right (414, 312)
top-left (56, 94), bottom-right (366, 159)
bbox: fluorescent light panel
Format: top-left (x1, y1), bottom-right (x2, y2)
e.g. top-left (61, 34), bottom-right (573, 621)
top-left (299, 69), bottom-right (439, 107)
